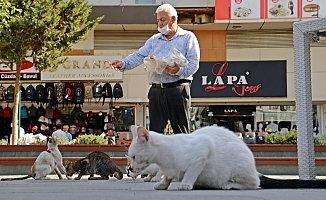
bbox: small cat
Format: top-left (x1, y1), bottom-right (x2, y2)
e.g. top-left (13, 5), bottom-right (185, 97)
top-left (65, 151), bottom-right (123, 180)
top-left (1, 137), bottom-right (69, 181)
top-left (126, 155), bottom-right (162, 182)
top-left (128, 125), bottom-right (326, 190)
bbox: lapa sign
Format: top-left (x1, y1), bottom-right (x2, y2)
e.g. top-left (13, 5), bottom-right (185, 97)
top-left (41, 55), bottom-right (123, 81)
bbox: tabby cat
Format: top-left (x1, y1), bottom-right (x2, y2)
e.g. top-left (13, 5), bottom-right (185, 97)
top-left (1, 137), bottom-right (68, 181)
top-left (128, 125), bottom-right (326, 190)
top-left (65, 151), bottom-right (123, 180)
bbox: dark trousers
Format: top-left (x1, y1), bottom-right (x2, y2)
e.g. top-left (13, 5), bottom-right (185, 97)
top-left (148, 84), bottom-right (191, 134)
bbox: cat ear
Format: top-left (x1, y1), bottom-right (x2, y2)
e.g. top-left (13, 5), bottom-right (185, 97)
top-left (130, 125), bottom-right (139, 139)
top-left (137, 127), bottom-right (150, 143)
top-left (130, 125), bottom-right (150, 142)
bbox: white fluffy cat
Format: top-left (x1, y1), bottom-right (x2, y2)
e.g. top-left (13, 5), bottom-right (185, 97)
top-left (128, 125), bottom-right (326, 190)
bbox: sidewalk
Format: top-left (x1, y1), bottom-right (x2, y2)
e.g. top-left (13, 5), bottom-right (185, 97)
top-left (266, 175), bottom-right (326, 179)
top-left (1, 174), bottom-right (325, 180)
top-left (0, 174), bottom-right (326, 200)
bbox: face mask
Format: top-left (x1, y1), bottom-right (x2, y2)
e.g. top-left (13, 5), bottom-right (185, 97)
top-left (158, 19), bottom-right (171, 35)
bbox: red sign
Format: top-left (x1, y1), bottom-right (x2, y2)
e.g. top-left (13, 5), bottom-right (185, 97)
top-left (0, 59), bottom-right (40, 80)
top-left (203, 62), bottom-right (261, 97)
top-left (191, 61), bottom-right (287, 98)
top-left (215, 0), bottom-right (315, 20)
top-left (0, 60), bottom-right (34, 73)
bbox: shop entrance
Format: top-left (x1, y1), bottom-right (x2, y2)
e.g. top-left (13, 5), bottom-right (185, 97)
top-left (208, 105), bottom-right (256, 132)
top-left (190, 105), bottom-right (256, 132)
top-left (211, 115), bottom-right (254, 132)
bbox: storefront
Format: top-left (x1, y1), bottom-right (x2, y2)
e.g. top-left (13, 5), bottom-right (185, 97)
top-left (1, 0), bottom-right (326, 140)
top-left (1, 46), bottom-right (323, 138)
top-left (188, 104), bottom-right (320, 135)
top-left (143, 60), bottom-right (321, 134)
top-left (0, 55), bottom-right (138, 141)
top-left (188, 61), bottom-right (290, 132)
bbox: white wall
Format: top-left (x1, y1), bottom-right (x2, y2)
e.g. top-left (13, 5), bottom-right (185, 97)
top-left (72, 30), bottom-right (94, 50)
top-left (94, 49), bottom-right (150, 102)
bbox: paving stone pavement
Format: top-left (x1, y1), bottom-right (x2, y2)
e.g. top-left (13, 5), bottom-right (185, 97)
top-left (0, 174), bottom-right (326, 200)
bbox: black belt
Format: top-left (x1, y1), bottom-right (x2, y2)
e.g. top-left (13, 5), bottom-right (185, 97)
top-left (151, 80), bottom-right (191, 88)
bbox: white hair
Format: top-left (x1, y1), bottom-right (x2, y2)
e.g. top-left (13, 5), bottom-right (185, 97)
top-left (156, 3), bottom-right (178, 19)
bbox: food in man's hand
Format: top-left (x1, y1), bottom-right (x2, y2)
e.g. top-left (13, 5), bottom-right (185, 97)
top-left (303, 4), bottom-right (320, 12)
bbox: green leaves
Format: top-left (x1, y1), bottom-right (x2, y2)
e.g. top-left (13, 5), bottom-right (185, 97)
top-left (75, 134), bottom-right (108, 145)
top-left (58, 137), bottom-right (70, 145)
top-left (0, 138), bottom-right (9, 145)
top-left (264, 130), bottom-right (298, 144)
top-left (314, 134), bottom-right (326, 145)
top-left (39, 136), bottom-right (70, 145)
top-left (0, 0), bottom-right (103, 71)
top-left (0, 0), bottom-right (20, 30)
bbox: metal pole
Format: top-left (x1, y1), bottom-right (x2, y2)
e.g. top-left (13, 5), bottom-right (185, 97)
top-left (18, 82), bottom-right (21, 138)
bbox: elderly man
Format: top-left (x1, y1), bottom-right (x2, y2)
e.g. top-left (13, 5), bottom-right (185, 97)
top-left (111, 3), bottom-right (200, 134)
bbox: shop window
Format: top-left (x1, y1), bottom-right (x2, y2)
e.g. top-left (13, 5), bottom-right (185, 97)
top-left (145, 105), bottom-right (210, 133)
top-left (280, 106), bottom-right (287, 111)
top-left (313, 105), bottom-right (320, 135)
top-left (145, 106), bottom-right (149, 130)
top-left (146, 104), bottom-right (321, 134)
top-left (257, 105), bottom-right (320, 134)
top-left (112, 106), bottom-right (135, 132)
top-left (190, 106), bottom-right (210, 131)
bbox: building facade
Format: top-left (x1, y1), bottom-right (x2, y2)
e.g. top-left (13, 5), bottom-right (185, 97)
top-left (1, 0), bottom-right (325, 136)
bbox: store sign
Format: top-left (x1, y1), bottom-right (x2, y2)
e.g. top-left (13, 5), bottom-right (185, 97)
top-left (209, 105), bottom-right (256, 116)
top-left (231, 0), bottom-right (263, 19)
top-left (224, 108), bottom-right (241, 115)
top-left (215, 0), bottom-right (323, 20)
top-left (0, 58), bottom-right (40, 81)
top-left (41, 55), bottom-right (123, 81)
top-left (191, 60), bottom-right (287, 98)
top-left (267, 0), bottom-right (298, 19)
top-left (302, 0), bottom-right (325, 18)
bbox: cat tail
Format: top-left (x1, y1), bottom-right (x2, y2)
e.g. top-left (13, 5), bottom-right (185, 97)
top-left (259, 175), bottom-right (326, 189)
top-left (1, 175), bottom-right (31, 181)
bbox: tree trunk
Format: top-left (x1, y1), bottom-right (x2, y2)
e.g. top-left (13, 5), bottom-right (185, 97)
top-left (11, 63), bottom-right (21, 145)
